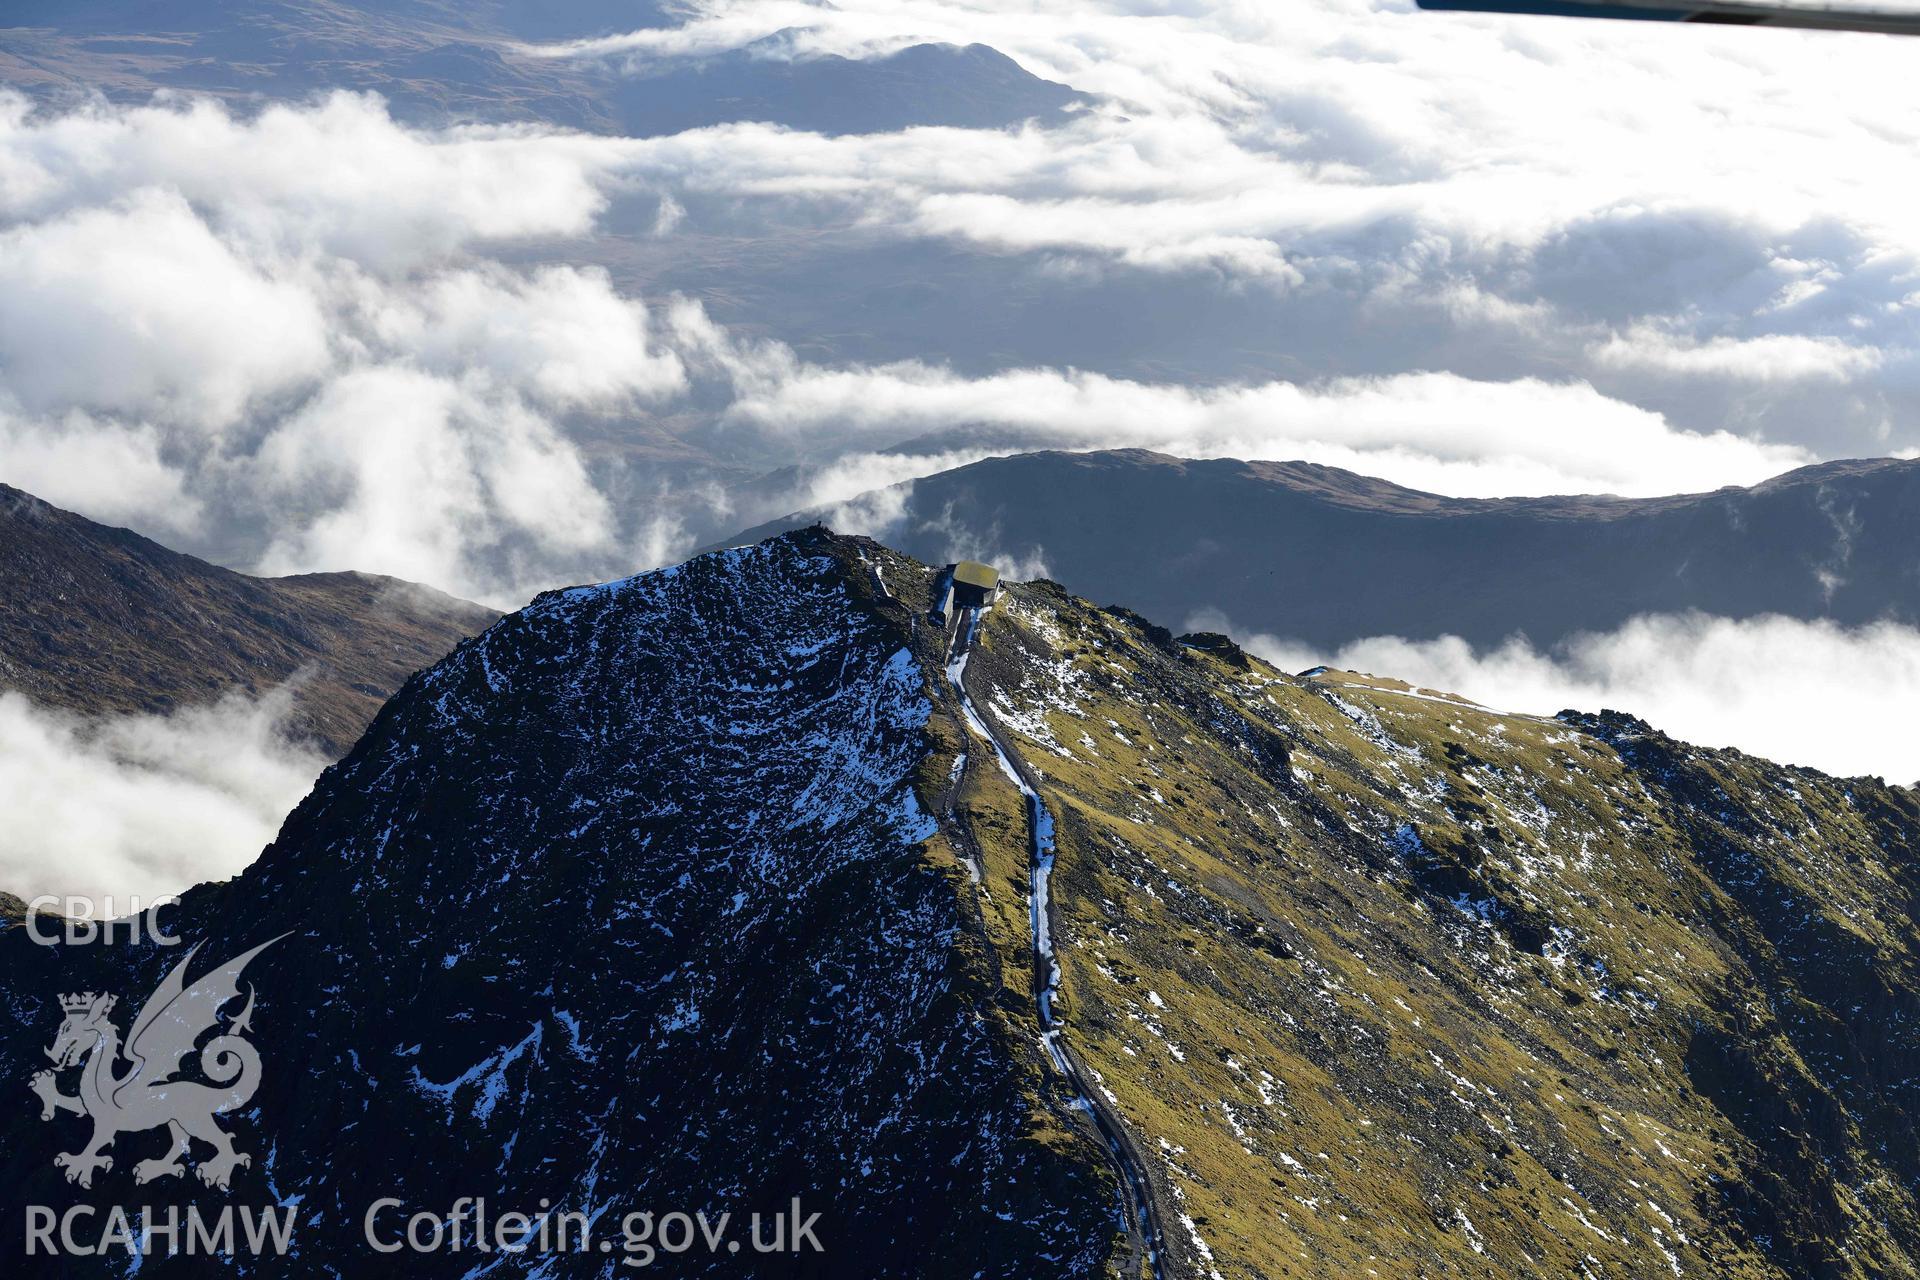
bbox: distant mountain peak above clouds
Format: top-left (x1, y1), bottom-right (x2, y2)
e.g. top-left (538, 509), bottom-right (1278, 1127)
top-left (0, 0), bottom-right (1089, 135)
top-left (1005, 447), bottom-right (1920, 512)
top-left (720, 448), bottom-right (1920, 648)
top-left (587, 37), bottom-right (1090, 136)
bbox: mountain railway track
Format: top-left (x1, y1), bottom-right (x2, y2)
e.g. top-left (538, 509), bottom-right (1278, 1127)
top-left (941, 604), bottom-right (1171, 1280)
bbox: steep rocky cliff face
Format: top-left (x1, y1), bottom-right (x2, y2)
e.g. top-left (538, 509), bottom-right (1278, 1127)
top-left (0, 533), bottom-right (1115, 1276)
top-left (4, 530), bottom-right (1919, 1278)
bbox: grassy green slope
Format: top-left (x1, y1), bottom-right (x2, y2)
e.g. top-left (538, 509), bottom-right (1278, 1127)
top-left (946, 574), bottom-right (1920, 1280)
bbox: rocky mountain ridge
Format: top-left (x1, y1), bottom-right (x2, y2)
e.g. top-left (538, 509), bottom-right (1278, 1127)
top-left (0, 482), bottom-right (496, 756)
top-left (3, 529), bottom-right (1917, 1277)
top-left (723, 449), bottom-right (1920, 649)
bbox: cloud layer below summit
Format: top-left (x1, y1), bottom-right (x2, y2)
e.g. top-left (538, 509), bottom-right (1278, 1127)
top-left (1237, 612), bottom-right (1920, 784)
top-left (5, 1), bottom-right (1918, 598)
top-left (0, 689), bottom-right (326, 904)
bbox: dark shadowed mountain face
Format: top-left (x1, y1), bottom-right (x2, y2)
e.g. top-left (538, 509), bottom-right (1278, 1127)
top-left (0, 532), bottom-right (1115, 1277)
top-left (0, 0), bottom-right (1087, 136)
top-left (722, 449), bottom-right (1920, 648)
top-left (4, 530), bottom-right (1920, 1277)
top-left (0, 484), bottom-right (496, 756)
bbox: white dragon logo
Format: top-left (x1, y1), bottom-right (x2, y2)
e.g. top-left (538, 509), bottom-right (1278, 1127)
top-left (29, 936), bottom-right (286, 1191)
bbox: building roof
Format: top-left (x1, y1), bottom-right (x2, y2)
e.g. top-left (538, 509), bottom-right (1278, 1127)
top-left (951, 561), bottom-right (1000, 591)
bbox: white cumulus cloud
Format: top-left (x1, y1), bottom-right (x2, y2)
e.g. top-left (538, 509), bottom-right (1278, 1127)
top-left (569, 0), bottom-right (1920, 455)
top-left (0, 688), bottom-right (327, 905)
top-left (714, 362), bottom-right (1808, 498)
top-left (0, 189), bottom-right (329, 432)
top-left (0, 91), bottom-right (689, 605)
top-left (1234, 612), bottom-right (1920, 783)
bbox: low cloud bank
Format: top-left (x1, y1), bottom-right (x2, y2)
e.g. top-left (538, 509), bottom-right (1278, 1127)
top-left (718, 366), bottom-right (1806, 500)
top-left (0, 688), bottom-right (327, 905)
top-left (564, 0), bottom-right (1920, 456)
top-left (0, 92), bottom-right (682, 607)
top-left (0, 83), bottom-right (1887, 608)
top-left (1216, 611), bottom-right (1920, 784)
